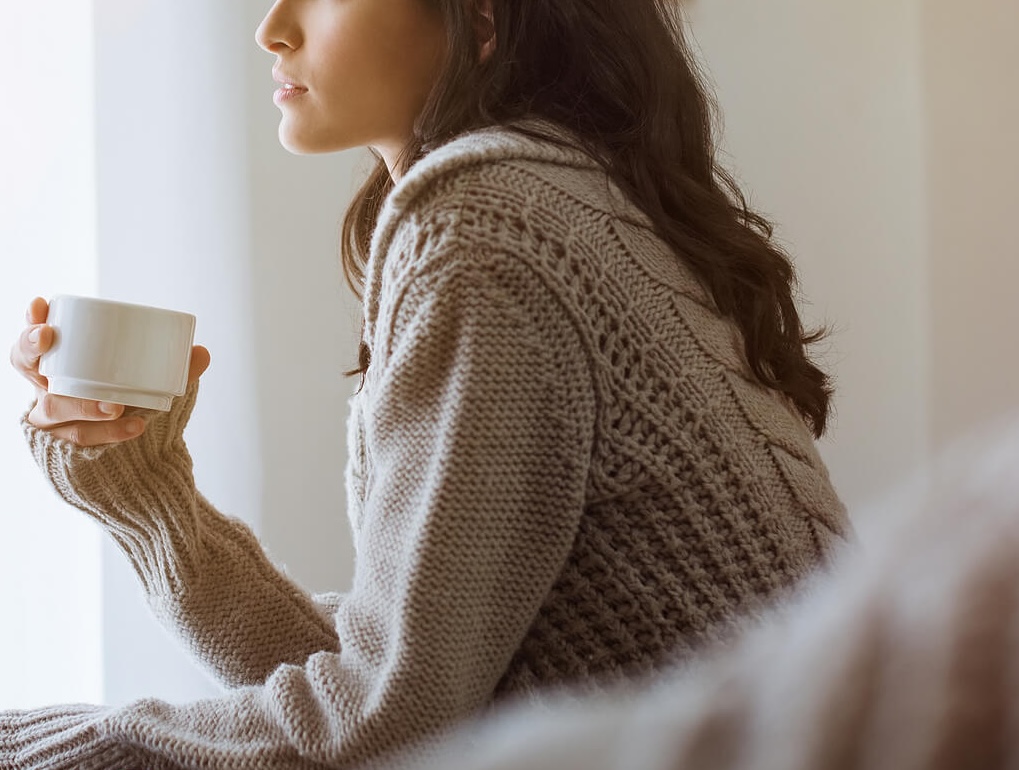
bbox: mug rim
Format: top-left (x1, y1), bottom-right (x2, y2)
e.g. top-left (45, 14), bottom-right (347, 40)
top-left (49, 294), bottom-right (196, 322)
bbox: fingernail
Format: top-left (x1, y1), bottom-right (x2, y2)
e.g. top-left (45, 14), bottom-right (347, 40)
top-left (99, 402), bottom-right (119, 415)
top-left (28, 328), bottom-right (40, 344)
top-left (125, 418), bottom-right (144, 436)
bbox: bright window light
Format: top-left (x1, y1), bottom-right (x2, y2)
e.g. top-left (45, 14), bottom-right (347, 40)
top-left (0, 1), bottom-right (102, 708)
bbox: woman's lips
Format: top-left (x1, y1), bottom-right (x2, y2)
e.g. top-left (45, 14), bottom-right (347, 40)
top-left (272, 67), bottom-right (308, 104)
top-left (273, 83), bottom-right (309, 105)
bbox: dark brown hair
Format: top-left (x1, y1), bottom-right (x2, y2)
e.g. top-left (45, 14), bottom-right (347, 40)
top-left (341, 0), bottom-right (833, 437)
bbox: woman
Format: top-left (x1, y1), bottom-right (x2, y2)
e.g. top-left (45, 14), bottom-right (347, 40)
top-left (3, 0), bottom-right (850, 767)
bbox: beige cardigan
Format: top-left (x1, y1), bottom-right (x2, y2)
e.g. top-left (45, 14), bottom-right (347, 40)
top-left (1, 122), bottom-right (847, 769)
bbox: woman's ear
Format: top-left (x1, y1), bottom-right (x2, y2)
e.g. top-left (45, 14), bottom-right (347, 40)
top-left (474, 0), bottom-right (496, 63)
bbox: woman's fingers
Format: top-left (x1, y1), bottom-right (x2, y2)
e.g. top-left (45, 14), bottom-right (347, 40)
top-left (9, 323), bottom-right (53, 391)
top-left (26, 345), bottom-right (210, 444)
top-left (29, 392), bottom-right (126, 429)
top-left (41, 416), bottom-right (147, 448)
top-left (28, 395), bottom-right (145, 447)
top-left (188, 345), bottom-right (212, 384)
top-left (10, 298), bottom-right (51, 390)
top-left (26, 296), bottom-right (49, 326)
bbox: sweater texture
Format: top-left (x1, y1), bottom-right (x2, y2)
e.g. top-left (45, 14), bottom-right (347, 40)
top-left (394, 414), bottom-right (1019, 770)
top-left (1, 121), bottom-right (848, 769)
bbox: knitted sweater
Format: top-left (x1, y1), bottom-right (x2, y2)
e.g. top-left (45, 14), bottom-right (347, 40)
top-left (1, 121), bottom-right (849, 769)
top-left (399, 415), bottom-right (1019, 770)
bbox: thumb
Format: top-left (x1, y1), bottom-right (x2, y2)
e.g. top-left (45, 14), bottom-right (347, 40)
top-left (187, 345), bottom-right (211, 384)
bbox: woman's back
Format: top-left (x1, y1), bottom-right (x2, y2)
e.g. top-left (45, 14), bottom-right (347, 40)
top-left (360, 120), bottom-right (851, 698)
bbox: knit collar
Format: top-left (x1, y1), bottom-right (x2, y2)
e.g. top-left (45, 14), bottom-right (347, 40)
top-left (360, 120), bottom-right (657, 349)
top-left (368, 119), bottom-right (603, 263)
top-left (358, 121), bottom-right (606, 344)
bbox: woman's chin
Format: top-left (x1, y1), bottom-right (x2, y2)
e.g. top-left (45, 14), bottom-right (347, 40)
top-left (276, 123), bottom-right (347, 156)
top-left (277, 128), bottom-right (318, 156)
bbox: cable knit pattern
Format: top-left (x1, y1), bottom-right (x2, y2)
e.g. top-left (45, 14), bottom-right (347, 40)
top-left (2, 121), bottom-right (848, 769)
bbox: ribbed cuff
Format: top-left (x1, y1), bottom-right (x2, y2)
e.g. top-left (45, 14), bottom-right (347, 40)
top-left (21, 382), bottom-right (204, 597)
top-left (0, 705), bottom-right (129, 770)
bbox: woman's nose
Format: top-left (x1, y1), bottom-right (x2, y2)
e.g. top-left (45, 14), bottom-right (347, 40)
top-left (255, 0), bottom-right (300, 53)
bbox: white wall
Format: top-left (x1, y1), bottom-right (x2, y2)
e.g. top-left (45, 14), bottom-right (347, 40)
top-left (0, 1), bottom-right (102, 708)
top-left (686, 0), bottom-right (931, 512)
top-left (922, 1), bottom-right (1019, 447)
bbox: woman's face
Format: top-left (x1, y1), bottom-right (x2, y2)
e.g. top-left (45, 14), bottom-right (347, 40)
top-left (256, 0), bottom-right (448, 173)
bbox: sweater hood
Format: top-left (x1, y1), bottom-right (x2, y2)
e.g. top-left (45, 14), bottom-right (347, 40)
top-left (369, 119), bottom-right (607, 262)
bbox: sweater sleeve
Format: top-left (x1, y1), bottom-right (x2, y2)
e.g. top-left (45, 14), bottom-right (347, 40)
top-left (21, 383), bottom-right (341, 689)
top-left (4, 244), bottom-right (597, 769)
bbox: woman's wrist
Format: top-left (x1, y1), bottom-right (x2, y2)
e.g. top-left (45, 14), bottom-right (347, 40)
top-left (0, 704), bottom-right (121, 770)
top-left (21, 383), bottom-right (205, 597)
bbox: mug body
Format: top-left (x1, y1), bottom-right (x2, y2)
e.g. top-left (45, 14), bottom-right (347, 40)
top-left (39, 296), bottom-right (196, 411)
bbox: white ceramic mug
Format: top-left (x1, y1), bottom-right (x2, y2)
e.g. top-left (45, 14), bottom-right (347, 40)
top-left (39, 295), bottom-right (196, 412)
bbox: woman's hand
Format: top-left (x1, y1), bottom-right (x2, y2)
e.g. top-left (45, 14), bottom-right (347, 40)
top-left (9, 296), bottom-right (211, 447)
